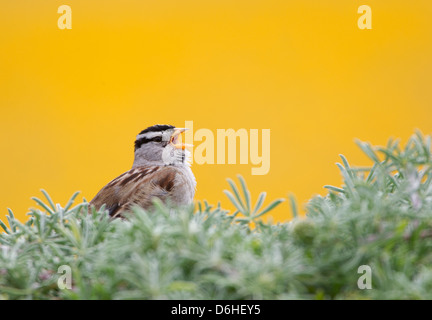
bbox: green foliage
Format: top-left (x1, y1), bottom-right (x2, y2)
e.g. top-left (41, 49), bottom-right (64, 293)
top-left (223, 175), bottom-right (285, 225)
top-left (1, 131), bottom-right (432, 299)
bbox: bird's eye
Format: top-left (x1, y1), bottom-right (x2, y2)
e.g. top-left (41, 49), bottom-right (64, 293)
top-left (153, 136), bottom-right (162, 142)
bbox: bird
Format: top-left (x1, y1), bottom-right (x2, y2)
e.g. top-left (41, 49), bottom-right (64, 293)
top-left (89, 124), bottom-right (196, 218)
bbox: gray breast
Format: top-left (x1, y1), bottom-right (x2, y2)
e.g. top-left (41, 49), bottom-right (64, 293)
top-left (171, 165), bottom-right (196, 206)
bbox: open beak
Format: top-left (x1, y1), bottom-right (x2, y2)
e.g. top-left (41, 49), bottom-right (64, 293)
top-left (170, 128), bottom-right (193, 150)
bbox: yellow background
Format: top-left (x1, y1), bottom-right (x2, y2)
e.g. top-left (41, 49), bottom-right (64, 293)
top-left (1, 0), bottom-right (431, 223)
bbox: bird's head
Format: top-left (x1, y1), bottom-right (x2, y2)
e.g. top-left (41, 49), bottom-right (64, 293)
top-left (133, 124), bottom-right (192, 167)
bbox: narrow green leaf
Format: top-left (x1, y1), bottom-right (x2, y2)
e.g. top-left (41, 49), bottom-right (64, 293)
top-left (237, 175), bottom-right (251, 214)
top-left (415, 130), bottom-right (430, 161)
top-left (288, 194), bottom-right (298, 218)
top-left (64, 191), bottom-right (81, 212)
top-left (340, 154), bottom-right (354, 180)
top-left (386, 137), bottom-right (394, 150)
top-left (377, 148), bottom-right (400, 164)
top-left (386, 172), bottom-right (400, 188)
top-left (68, 203), bottom-right (88, 215)
top-left (204, 200), bottom-right (213, 211)
top-left (366, 163), bottom-right (378, 184)
top-left (355, 140), bottom-right (381, 164)
top-left (230, 210), bottom-right (240, 219)
top-left (25, 217), bottom-right (34, 227)
top-left (336, 163), bottom-right (355, 195)
top-left (226, 178), bottom-right (245, 211)
top-left (41, 189), bottom-right (56, 212)
top-left (426, 135), bottom-right (431, 155)
top-left (223, 190), bottom-right (246, 215)
top-left (253, 192), bottom-right (266, 215)
top-left (39, 212), bottom-right (46, 234)
top-left (254, 198), bottom-right (285, 219)
top-left (6, 208), bottom-right (16, 233)
top-left (235, 218), bottom-right (251, 224)
top-left (7, 208), bottom-right (14, 220)
top-left (424, 169), bottom-right (432, 190)
top-left (0, 218), bottom-right (10, 234)
top-left (324, 185), bottom-right (345, 193)
top-left (31, 197), bottom-right (55, 215)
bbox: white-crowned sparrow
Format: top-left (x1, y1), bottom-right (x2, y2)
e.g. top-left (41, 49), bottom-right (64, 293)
top-left (90, 124), bottom-right (196, 218)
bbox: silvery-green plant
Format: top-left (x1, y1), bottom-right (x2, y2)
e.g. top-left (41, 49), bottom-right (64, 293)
top-left (1, 131), bottom-right (432, 300)
top-left (223, 175), bottom-right (285, 225)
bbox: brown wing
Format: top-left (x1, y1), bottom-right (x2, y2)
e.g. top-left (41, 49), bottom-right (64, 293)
top-left (89, 165), bottom-right (178, 218)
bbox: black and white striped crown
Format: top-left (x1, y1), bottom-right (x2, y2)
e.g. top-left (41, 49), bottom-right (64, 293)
top-left (134, 124), bottom-right (174, 151)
